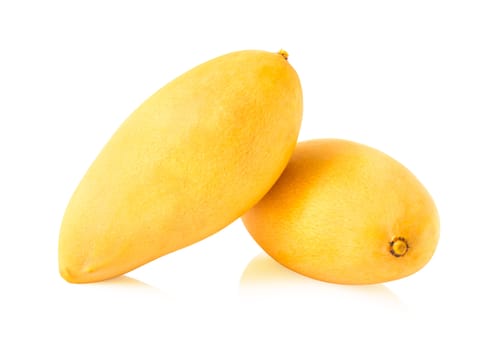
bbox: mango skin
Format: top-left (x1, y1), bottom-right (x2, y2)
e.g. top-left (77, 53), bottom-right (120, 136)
top-left (242, 139), bottom-right (440, 285)
top-left (59, 50), bottom-right (303, 283)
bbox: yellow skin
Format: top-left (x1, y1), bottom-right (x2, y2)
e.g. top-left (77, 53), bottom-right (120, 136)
top-left (59, 50), bottom-right (303, 283)
top-left (242, 139), bottom-right (440, 285)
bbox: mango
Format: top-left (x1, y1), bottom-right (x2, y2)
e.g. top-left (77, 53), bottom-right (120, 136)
top-left (59, 50), bottom-right (303, 283)
top-left (242, 139), bottom-right (439, 284)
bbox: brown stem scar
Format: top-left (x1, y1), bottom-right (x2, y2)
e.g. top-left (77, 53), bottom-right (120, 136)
top-left (389, 236), bottom-right (409, 257)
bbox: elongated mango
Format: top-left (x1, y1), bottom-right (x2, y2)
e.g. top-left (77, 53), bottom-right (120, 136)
top-left (59, 50), bottom-right (303, 283)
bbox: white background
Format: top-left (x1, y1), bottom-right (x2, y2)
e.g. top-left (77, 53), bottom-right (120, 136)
top-left (1, 0), bottom-right (502, 348)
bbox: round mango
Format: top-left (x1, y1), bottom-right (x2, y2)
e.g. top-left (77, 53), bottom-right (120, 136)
top-left (242, 139), bottom-right (440, 284)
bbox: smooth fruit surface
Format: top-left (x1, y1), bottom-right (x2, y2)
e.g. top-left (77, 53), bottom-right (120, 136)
top-left (59, 50), bottom-right (303, 283)
top-left (242, 139), bottom-right (439, 284)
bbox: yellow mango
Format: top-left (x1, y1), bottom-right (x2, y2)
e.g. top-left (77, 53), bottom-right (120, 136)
top-left (59, 50), bottom-right (303, 283)
top-left (242, 139), bottom-right (439, 284)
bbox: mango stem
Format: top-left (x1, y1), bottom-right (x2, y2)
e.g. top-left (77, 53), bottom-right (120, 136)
top-left (278, 49), bottom-right (289, 60)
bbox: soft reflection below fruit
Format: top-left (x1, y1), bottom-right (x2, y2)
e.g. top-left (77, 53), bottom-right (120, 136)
top-left (94, 275), bottom-right (157, 288)
top-left (240, 253), bottom-right (405, 311)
